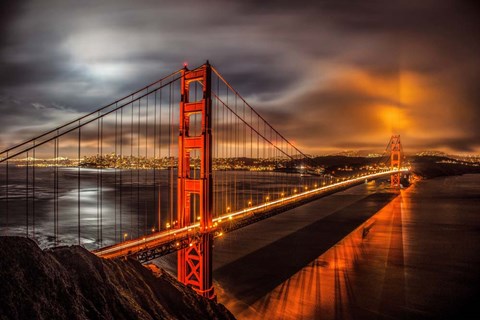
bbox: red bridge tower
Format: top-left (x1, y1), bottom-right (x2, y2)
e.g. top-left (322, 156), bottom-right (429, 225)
top-left (177, 62), bottom-right (215, 299)
top-left (390, 134), bottom-right (401, 187)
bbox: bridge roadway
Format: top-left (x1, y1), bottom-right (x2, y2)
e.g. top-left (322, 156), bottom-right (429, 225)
top-left (94, 169), bottom-right (408, 262)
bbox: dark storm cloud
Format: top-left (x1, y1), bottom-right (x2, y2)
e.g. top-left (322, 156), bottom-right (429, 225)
top-left (0, 96), bottom-right (88, 153)
top-left (0, 0), bottom-right (479, 154)
top-left (245, 0), bottom-right (480, 153)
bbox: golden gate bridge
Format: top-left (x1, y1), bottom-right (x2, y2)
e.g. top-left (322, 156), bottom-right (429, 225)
top-left (0, 61), bottom-right (407, 299)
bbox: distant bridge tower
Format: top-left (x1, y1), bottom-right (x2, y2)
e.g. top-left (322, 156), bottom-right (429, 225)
top-left (177, 62), bottom-right (215, 299)
top-left (390, 134), bottom-right (401, 187)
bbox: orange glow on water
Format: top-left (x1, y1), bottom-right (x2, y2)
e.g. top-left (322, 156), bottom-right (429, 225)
top-left (228, 190), bottom-right (410, 320)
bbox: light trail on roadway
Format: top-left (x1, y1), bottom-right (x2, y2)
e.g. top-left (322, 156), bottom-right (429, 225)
top-left (94, 168), bottom-right (409, 260)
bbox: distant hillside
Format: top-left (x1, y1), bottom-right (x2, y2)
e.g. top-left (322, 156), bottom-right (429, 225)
top-left (311, 154), bottom-right (480, 179)
top-left (309, 155), bottom-right (384, 174)
top-left (312, 155), bottom-right (382, 167)
top-left (0, 237), bottom-right (235, 320)
top-left (409, 155), bottom-right (480, 179)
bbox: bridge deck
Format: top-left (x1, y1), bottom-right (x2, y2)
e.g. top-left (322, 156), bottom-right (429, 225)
top-left (93, 169), bottom-right (408, 262)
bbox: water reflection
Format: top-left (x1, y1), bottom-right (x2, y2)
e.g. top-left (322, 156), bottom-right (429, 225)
top-left (0, 167), bottom-right (322, 249)
top-left (235, 191), bottom-right (408, 319)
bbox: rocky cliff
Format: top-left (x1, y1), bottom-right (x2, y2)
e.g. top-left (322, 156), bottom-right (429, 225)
top-left (0, 236), bottom-right (235, 320)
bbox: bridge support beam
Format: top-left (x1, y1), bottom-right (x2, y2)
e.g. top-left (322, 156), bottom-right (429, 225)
top-left (390, 134), bottom-right (401, 187)
top-left (177, 62), bottom-right (215, 299)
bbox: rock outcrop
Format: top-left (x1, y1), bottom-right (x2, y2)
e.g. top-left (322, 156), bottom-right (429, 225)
top-left (0, 236), bottom-right (235, 320)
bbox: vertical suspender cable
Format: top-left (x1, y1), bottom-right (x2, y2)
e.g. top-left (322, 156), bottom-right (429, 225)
top-left (251, 108), bottom-right (254, 207)
top-left (145, 92), bottom-right (149, 235)
top-left (97, 114), bottom-right (100, 246)
top-left (137, 99), bottom-right (141, 239)
top-left (153, 88), bottom-right (157, 232)
top-left (234, 94), bottom-right (237, 212)
top-left (130, 100), bottom-right (134, 239)
top-left (32, 143), bottom-right (35, 238)
top-left (243, 101), bottom-right (246, 210)
top-left (114, 107), bottom-right (118, 242)
top-left (158, 85), bottom-right (163, 231)
top-left (100, 116), bottom-right (103, 245)
top-left (5, 152), bottom-right (9, 233)
top-left (77, 123), bottom-right (81, 245)
top-left (53, 138), bottom-right (57, 245)
top-left (26, 151), bottom-right (29, 237)
top-left (169, 82), bottom-right (173, 227)
top-left (120, 105), bottom-right (123, 241)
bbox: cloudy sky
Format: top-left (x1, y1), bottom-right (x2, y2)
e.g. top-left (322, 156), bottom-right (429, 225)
top-left (0, 0), bottom-right (479, 155)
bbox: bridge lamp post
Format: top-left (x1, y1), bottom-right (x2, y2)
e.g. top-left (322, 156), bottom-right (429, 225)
top-left (123, 233), bottom-right (128, 242)
top-left (226, 206), bottom-right (231, 213)
top-left (266, 196), bottom-right (270, 202)
top-left (248, 200), bottom-right (252, 207)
